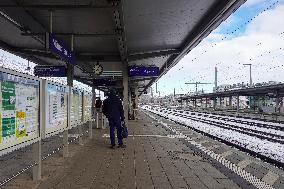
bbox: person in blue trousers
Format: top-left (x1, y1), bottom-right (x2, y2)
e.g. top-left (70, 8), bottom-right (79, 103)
top-left (102, 89), bottom-right (126, 149)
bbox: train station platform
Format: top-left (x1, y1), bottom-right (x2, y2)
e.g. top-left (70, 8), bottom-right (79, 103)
top-left (2, 111), bottom-right (248, 189)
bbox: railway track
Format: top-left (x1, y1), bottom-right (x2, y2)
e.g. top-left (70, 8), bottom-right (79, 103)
top-left (154, 108), bottom-right (284, 142)
top-left (185, 110), bottom-right (284, 131)
top-left (142, 106), bottom-right (284, 168)
top-left (172, 112), bottom-right (284, 144)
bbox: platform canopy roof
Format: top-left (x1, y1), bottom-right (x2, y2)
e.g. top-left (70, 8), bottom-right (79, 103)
top-left (0, 0), bottom-right (245, 94)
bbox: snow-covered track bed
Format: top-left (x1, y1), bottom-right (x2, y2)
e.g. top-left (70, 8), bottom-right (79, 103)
top-left (141, 105), bottom-right (284, 167)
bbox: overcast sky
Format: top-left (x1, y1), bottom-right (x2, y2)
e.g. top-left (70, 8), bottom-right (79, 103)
top-left (155, 0), bottom-right (284, 96)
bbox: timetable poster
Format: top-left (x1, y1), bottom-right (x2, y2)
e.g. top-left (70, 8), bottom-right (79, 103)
top-left (46, 83), bottom-right (68, 135)
top-left (83, 93), bottom-right (92, 122)
top-left (0, 71), bottom-right (40, 151)
top-left (70, 89), bottom-right (82, 127)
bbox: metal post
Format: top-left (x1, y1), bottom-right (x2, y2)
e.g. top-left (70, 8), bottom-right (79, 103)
top-left (64, 37), bottom-right (74, 157)
top-left (89, 86), bottom-right (96, 138)
top-left (229, 96), bottom-right (232, 109)
top-left (123, 64), bottom-right (129, 124)
top-left (49, 11), bottom-right (53, 33)
top-left (134, 85), bottom-right (138, 119)
top-left (32, 141), bottom-right (42, 180)
top-left (243, 64), bottom-right (252, 87)
top-left (205, 98), bottom-right (208, 108)
top-left (275, 95), bottom-right (280, 113)
top-left (237, 95), bottom-right (240, 113)
top-left (78, 90), bottom-right (84, 145)
top-left (78, 123), bottom-right (83, 145)
top-left (213, 97), bottom-right (217, 110)
top-left (214, 67), bottom-right (218, 92)
top-left (249, 65), bottom-right (252, 87)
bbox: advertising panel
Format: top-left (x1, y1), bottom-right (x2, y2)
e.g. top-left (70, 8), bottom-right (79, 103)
top-left (45, 82), bottom-right (68, 137)
top-left (70, 88), bottom-right (83, 128)
top-left (0, 69), bottom-right (40, 154)
top-left (83, 92), bottom-right (92, 122)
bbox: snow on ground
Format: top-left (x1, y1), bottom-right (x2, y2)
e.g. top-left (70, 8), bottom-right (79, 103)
top-left (141, 105), bottom-right (284, 163)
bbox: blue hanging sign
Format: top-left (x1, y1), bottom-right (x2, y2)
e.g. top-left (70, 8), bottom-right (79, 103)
top-left (49, 33), bottom-right (76, 65)
top-left (34, 65), bottom-right (67, 77)
top-left (128, 66), bottom-right (159, 77)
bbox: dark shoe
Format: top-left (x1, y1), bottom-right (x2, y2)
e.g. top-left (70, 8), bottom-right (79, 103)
top-left (118, 144), bottom-right (126, 148)
top-left (110, 145), bottom-right (115, 149)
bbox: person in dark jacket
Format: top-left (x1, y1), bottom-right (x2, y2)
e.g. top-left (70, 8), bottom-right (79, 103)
top-left (102, 89), bottom-right (126, 148)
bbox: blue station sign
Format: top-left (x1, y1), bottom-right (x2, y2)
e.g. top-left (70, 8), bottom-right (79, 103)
top-left (128, 66), bottom-right (159, 77)
top-left (49, 33), bottom-right (76, 65)
top-left (34, 65), bottom-right (67, 77)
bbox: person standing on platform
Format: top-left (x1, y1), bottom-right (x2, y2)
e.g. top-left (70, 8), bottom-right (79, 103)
top-left (102, 88), bottom-right (126, 149)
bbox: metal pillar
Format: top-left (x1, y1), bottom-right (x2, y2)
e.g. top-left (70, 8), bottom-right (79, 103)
top-left (214, 67), bottom-right (218, 92)
top-left (89, 86), bottom-right (96, 138)
top-left (123, 65), bottom-right (129, 124)
top-left (32, 141), bottom-right (41, 180)
top-left (275, 95), bottom-right (280, 113)
top-left (229, 96), bottom-right (232, 109)
top-left (243, 64), bottom-right (252, 87)
top-left (64, 64), bottom-right (73, 158)
top-left (237, 95), bottom-right (240, 113)
top-left (134, 85), bottom-right (138, 119)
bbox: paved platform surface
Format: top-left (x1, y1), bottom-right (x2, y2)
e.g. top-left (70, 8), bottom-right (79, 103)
top-left (1, 111), bottom-right (247, 189)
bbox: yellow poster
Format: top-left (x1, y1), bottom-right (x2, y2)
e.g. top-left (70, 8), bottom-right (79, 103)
top-left (16, 111), bottom-right (27, 138)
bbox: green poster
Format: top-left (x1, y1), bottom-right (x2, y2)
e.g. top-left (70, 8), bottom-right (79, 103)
top-left (0, 114), bottom-right (2, 143)
top-left (1, 82), bottom-right (16, 110)
top-left (2, 117), bottom-right (15, 137)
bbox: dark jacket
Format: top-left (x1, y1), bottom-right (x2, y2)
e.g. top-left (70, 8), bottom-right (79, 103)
top-left (102, 94), bottom-right (125, 121)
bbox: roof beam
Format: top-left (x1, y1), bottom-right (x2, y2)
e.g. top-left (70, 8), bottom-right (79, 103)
top-left (110, 0), bottom-right (128, 63)
top-left (0, 4), bottom-right (114, 10)
top-left (21, 32), bottom-right (116, 38)
top-left (5, 48), bottom-right (122, 62)
top-left (78, 54), bottom-right (121, 62)
top-left (128, 49), bottom-right (180, 62)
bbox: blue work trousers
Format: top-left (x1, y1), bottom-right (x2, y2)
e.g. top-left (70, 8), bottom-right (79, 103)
top-left (109, 119), bottom-right (123, 146)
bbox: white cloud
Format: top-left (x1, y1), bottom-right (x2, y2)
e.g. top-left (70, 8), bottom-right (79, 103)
top-left (243, 0), bottom-right (270, 7)
top-left (157, 3), bottom-right (284, 96)
top-left (245, 4), bottom-right (284, 35)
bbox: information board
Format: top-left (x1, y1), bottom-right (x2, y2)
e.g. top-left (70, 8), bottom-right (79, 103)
top-left (49, 33), bottom-right (76, 65)
top-left (128, 66), bottom-right (159, 77)
top-left (83, 92), bottom-right (92, 122)
top-left (45, 82), bottom-right (68, 137)
top-left (0, 69), bottom-right (40, 154)
top-left (70, 88), bottom-right (83, 128)
top-left (34, 65), bottom-right (67, 77)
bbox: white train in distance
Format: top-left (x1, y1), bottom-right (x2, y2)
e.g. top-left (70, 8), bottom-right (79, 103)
top-left (215, 81), bottom-right (280, 92)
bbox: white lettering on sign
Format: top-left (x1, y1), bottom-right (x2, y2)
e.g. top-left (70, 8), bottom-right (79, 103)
top-left (53, 39), bottom-right (62, 52)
